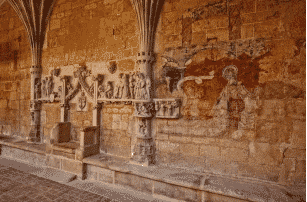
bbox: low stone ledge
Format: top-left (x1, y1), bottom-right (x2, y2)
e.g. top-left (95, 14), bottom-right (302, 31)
top-left (83, 154), bottom-right (306, 202)
top-left (0, 137), bottom-right (46, 155)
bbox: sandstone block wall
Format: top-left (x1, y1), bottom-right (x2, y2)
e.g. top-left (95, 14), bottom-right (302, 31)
top-left (0, 2), bottom-right (32, 137)
top-left (153, 0), bottom-right (306, 185)
top-left (0, 0), bottom-right (305, 186)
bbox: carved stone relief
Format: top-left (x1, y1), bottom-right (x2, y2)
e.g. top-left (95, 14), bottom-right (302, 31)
top-left (154, 98), bottom-right (181, 118)
top-left (95, 71), bottom-right (151, 103)
top-left (73, 65), bottom-right (94, 99)
top-left (133, 101), bottom-right (154, 118)
top-left (104, 81), bottom-right (114, 99)
top-left (77, 91), bottom-right (88, 111)
top-left (114, 73), bottom-right (128, 99)
top-left (40, 71), bottom-right (62, 102)
top-left (137, 119), bottom-right (149, 138)
top-left (34, 78), bottom-right (41, 100)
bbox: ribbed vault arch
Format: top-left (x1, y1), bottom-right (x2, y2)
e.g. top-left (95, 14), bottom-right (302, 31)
top-left (6, 0), bottom-right (56, 66)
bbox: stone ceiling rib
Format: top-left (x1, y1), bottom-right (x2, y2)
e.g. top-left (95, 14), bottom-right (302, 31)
top-left (130, 0), bottom-right (164, 53)
top-left (6, 0), bottom-right (56, 66)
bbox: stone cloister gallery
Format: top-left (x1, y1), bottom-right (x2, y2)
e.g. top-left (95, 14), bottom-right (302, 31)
top-left (0, 0), bottom-right (305, 201)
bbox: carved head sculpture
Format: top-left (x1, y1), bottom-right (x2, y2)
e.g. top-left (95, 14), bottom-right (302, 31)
top-left (222, 65), bottom-right (238, 85)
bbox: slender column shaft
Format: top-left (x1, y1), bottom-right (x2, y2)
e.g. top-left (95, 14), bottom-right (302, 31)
top-left (130, 0), bottom-right (164, 165)
top-left (28, 65), bottom-right (42, 142)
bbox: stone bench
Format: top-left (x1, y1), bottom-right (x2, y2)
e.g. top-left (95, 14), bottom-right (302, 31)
top-left (48, 122), bottom-right (100, 160)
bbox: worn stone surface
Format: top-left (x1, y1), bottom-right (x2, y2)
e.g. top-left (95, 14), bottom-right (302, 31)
top-left (0, 164), bottom-right (115, 202)
top-left (0, 0), bottom-right (305, 189)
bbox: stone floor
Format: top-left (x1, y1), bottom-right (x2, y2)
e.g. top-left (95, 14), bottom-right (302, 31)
top-left (0, 165), bottom-right (115, 202)
top-left (0, 157), bottom-right (178, 202)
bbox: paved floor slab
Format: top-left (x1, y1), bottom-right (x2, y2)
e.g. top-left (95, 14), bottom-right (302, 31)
top-left (0, 157), bottom-right (179, 202)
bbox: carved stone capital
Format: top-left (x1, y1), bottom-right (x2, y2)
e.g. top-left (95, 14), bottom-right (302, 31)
top-left (133, 101), bottom-right (154, 118)
top-left (154, 98), bottom-right (181, 118)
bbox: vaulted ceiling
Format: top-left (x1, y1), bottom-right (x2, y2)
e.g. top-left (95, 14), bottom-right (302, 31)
top-left (4, 0), bottom-right (56, 66)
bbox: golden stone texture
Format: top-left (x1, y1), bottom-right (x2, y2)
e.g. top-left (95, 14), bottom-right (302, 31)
top-left (0, 0), bottom-right (305, 189)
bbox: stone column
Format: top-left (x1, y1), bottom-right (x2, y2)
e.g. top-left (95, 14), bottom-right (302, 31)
top-left (92, 75), bottom-right (103, 126)
top-left (7, 0), bottom-right (56, 143)
top-left (27, 65), bottom-right (42, 142)
top-left (130, 0), bottom-right (164, 166)
top-left (60, 76), bottom-right (70, 122)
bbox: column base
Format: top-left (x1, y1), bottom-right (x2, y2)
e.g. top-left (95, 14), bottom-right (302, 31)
top-left (130, 137), bottom-right (155, 166)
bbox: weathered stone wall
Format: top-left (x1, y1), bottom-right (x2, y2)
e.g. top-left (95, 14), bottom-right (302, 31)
top-left (100, 104), bottom-right (134, 158)
top-left (153, 0), bottom-right (306, 185)
top-left (40, 0), bottom-right (138, 149)
top-left (0, 0), bottom-right (305, 186)
top-left (0, 2), bottom-right (32, 138)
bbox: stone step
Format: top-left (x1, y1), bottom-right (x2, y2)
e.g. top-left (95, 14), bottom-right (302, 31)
top-left (0, 156), bottom-right (77, 183)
